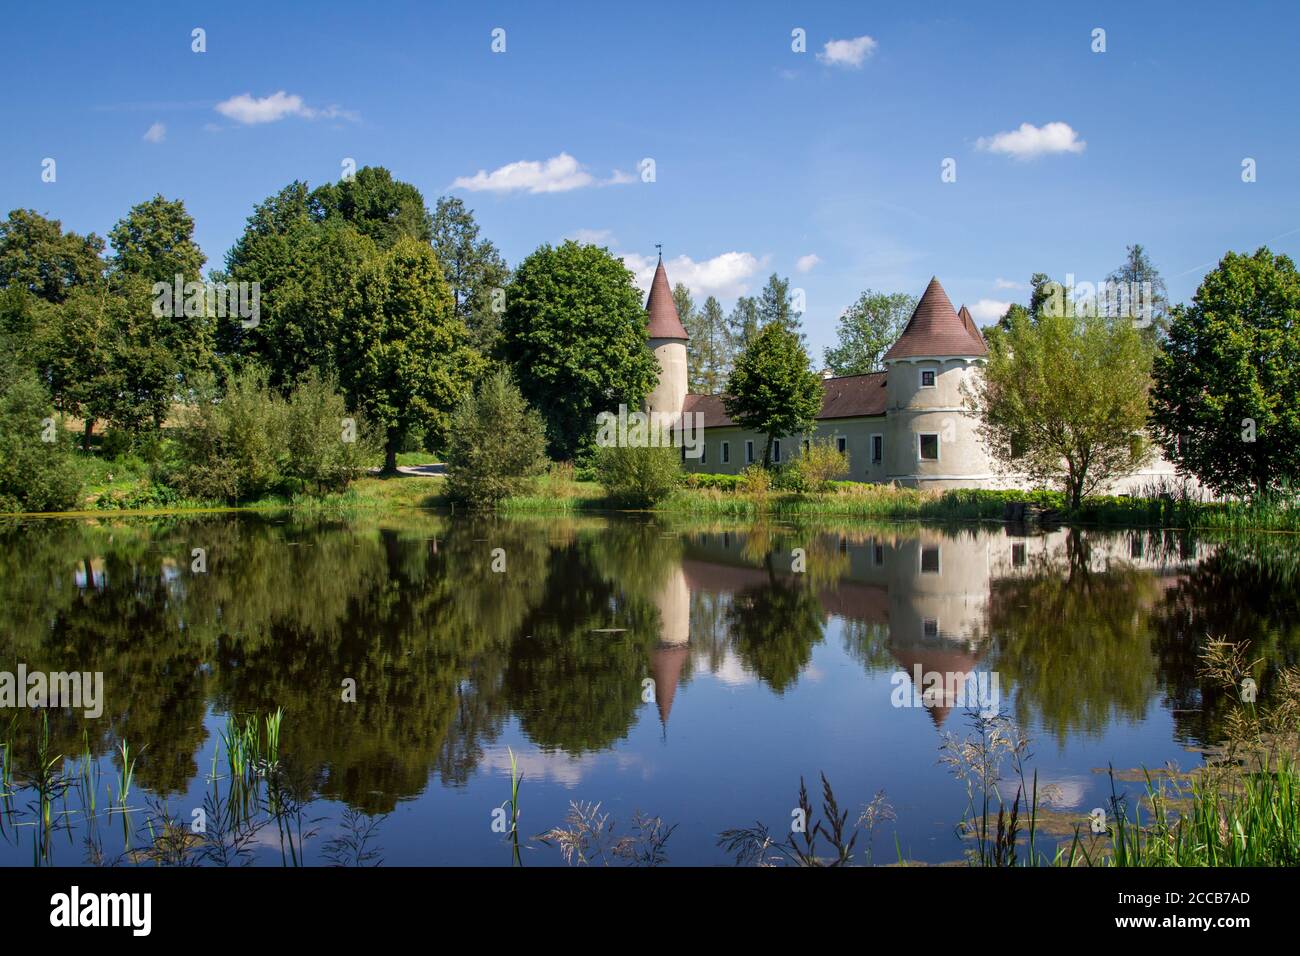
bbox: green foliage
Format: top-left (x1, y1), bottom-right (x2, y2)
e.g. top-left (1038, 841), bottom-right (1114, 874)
top-left (756, 273), bottom-right (804, 339)
top-left (284, 369), bottom-right (373, 493)
top-left (338, 237), bottom-right (484, 470)
top-left (499, 241), bottom-right (659, 460)
top-left (444, 369), bottom-right (548, 508)
top-left (431, 196), bottom-right (510, 354)
top-left (969, 308), bottom-right (1155, 509)
top-left (175, 368), bottom-right (287, 502)
top-left (1151, 248), bottom-right (1300, 496)
top-left (685, 295), bottom-right (731, 394)
top-left (0, 209), bottom-right (105, 303)
top-left (823, 290), bottom-right (916, 375)
top-left (108, 194), bottom-right (206, 283)
top-left (795, 437), bottom-right (850, 492)
top-left (724, 323), bottom-right (822, 467)
top-left (683, 472), bottom-right (744, 491)
top-left (739, 464), bottom-right (772, 497)
top-left (311, 166), bottom-right (434, 248)
top-left (595, 444), bottom-right (682, 507)
top-left (0, 365), bottom-right (82, 512)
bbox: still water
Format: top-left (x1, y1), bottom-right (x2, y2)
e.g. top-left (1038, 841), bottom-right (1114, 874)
top-left (0, 512), bottom-right (1296, 865)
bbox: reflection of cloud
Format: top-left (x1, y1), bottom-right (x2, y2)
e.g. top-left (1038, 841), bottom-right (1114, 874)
top-left (480, 746), bottom-right (646, 789)
top-left (999, 774), bottom-right (1089, 808)
top-left (699, 649), bottom-right (757, 687)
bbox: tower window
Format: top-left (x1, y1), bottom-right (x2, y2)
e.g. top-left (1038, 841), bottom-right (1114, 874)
top-left (919, 434), bottom-right (939, 461)
top-left (920, 369), bottom-right (937, 388)
top-left (921, 546), bottom-right (941, 573)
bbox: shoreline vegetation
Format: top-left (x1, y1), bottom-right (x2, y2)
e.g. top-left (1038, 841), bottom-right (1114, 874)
top-left (11, 458), bottom-right (1300, 534)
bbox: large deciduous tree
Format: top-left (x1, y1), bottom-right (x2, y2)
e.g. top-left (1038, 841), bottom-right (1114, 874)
top-left (339, 237), bottom-right (483, 471)
top-left (823, 290), bottom-right (917, 376)
top-left (1151, 248), bottom-right (1300, 495)
top-left (724, 322), bottom-right (822, 467)
top-left (967, 309), bottom-right (1155, 509)
top-left (0, 209), bottom-right (104, 303)
top-left (498, 241), bottom-right (659, 460)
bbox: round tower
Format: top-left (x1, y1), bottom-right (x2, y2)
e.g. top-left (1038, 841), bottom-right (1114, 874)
top-left (643, 253), bottom-right (689, 417)
top-left (882, 278), bottom-right (992, 489)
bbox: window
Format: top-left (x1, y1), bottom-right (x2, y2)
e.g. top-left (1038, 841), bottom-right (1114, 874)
top-left (1130, 534), bottom-right (1144, 559)
top-left (920, 368), bottom-right (937, 388)
top-left (772, 440), bottom-right (781, 463)
top-left (1011, 543), bottom-right (1026, 567)
top-left (681, 445), bottom-right (686, 462)
top-left (873, 543), bottom-right (885, 566)
top-left (871, 433), bottom-right (883, 464)
top-left (919, 433), bottom-right (939, 461)
top-left (802, 439), bottom-right (810, 456)
top-left (700, 442), bottom-right (706, 465)
top-left (745, 440), bottom-right (755, 464)
top-left (721, 441), bottom-right (730, 464)
top-left (837, 436), bottom-right (847, 454)
top-left (923, 619), bottom-right (939, 639)
top-left (921, 546), bottom-right (940, 574)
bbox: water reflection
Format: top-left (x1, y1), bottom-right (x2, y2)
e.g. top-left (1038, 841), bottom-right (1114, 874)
top-left (0, 513), bottom-right (1296, 865)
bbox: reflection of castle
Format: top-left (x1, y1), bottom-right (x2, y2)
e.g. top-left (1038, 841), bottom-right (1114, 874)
top-left (650, 528), bottom-right (1206, 728)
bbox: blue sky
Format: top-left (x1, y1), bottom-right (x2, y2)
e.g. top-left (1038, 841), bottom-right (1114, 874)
top-left (3, 0), bottom-right (1297, 359)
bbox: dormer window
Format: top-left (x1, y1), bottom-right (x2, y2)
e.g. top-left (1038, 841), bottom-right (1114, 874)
top-left (919, 369), bottom-right (937, 388)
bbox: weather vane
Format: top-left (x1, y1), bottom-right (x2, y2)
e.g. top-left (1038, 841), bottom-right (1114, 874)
top-left (655, 242), bottom-right (662, 260)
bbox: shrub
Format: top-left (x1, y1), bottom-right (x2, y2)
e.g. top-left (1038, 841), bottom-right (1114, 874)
top-left (684, 472), bottom-right (744, 492)
top-left (175, 368), bottom-right (286, 503)
top-left (444, 369), bottom-right (549, 508)
top-left (739, 464), bottom-right (772, 497)
top-left (0, 368), bottom-right (82, 513)
top-left (771, 462), bottom-right (806, 493)
top-left (284, 370), bottom-right (373, 494)
top-left (595, 443), bottom-right (681, 507)
top-left (795, 438), bottom-right (850, 492)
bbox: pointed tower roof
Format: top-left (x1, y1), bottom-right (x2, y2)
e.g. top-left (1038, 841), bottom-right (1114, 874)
top-left (883, 278), bottom-right (988, 361)
top-left (957, 304), bottom-right (988, 352)
top-left (645, 255), bottom-right (689, 340)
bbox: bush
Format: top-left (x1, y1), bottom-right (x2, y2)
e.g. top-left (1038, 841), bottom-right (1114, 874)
top-left (284, 370), bottom-right (372, 494)
top-left (684, 472), bottom-right (744, 491)
top-left (175, 368), bottom-right (287, 502)
top-left (595, 443), bottom-right (681, 507)
top-left (0, 368), bottom-right (82, 513)
top-left (771, 462), bottom-right (806, 493)
top-left (739, 464), bottom-right (772, 497)
top-left (795, 437), bottom-right (850, 492)
top-left (444, 369), bottom-right (548, 508)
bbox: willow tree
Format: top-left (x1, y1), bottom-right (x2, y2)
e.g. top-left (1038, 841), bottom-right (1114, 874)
top-left (967, 309), bottom-right (1155, 509)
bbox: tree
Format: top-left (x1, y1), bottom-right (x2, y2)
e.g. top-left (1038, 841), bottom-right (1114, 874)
top-left (310, 166), bottom-right (433, 248)
top-left (498, 241), bottom-right (659, 460)
top-left (430, 196), bottom-right (510, 354)
top-left (688, 295), bottom-right (730, 394)
top-left (1150, 248), bottom-right (1300, 496)
top-left (727, 295), bottom-right (760, 354)
top-left (0, 360), bottom-right (82, 513)
top-left (823, 290), bottom-right (917, 375)
top-left (339, 237), bottom-right (483, 472)
top-left (1107, 243), bottom-right (1169, 331)
top-left (284, 369), bottom-right (373, 494)
top-left (108, 195), bottom-right (206, 283)
top-left (444, 369), bottom-right (548, 508)
top-left (724, 322), bottom-right (822, 467)
top-left (0, 209), bottom-right (104, 303)
top-left (594, 444), bottom-right (681, 507)
top-left (757, 273), bottom-right (803, 338)
top-left (966, 308), bottom-right (1155, 509)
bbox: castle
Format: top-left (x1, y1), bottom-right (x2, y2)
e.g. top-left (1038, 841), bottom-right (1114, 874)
top-left (643, 256), bottom-right (1180, 493)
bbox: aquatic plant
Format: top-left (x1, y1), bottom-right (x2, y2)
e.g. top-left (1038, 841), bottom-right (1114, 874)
top-left (537, 801), bottom-right (677, 867)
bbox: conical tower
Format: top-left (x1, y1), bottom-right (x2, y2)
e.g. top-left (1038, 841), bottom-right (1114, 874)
top-left (644, 252), bottom-right (689, 417)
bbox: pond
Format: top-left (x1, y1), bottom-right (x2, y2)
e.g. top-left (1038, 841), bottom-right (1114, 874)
top-left (0, 512), bottom-right (1296, 866)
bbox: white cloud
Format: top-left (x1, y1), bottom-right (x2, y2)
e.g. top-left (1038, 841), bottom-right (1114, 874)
top-left (795, 253), bottom-right (821, 273)
top-left (566, 228), bottom-right (614, 245)
top-left (604, 168), bottom-right (636, 185)
top-left (817, 35), bottom-right (878, 68)
top-left (969, 299), bottom-right (1013, 322)
top-left (214, 91), bottom-right (358, 125)
top-left (976, 121), bottom-right (1085, 160)
top-left (623, 251), bottom-right (764, 300)
top-left (994, 277), bottom-right (1023, 290)
top-left (142, 122), bottom-right (166, 144)
top-left (453, 152), bottom-right (631, 194)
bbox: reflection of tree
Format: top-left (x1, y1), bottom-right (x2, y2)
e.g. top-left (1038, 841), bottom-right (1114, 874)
top-left (726, 551), bottom-right (825, 693)
top-left (1151, 538), bottom-right (1300, 749)
top-left (986, 530), bottom-right (1161, 743)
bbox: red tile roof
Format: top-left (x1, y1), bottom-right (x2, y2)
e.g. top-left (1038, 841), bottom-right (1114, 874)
top-left (684, 371), bottom-right (887, 429)
top-left (957, 304), bottom-right (988, 352)
top-left (883, 278), bottom-right (988, 360)
top-left (645, 258), bottom-right (689, 339)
